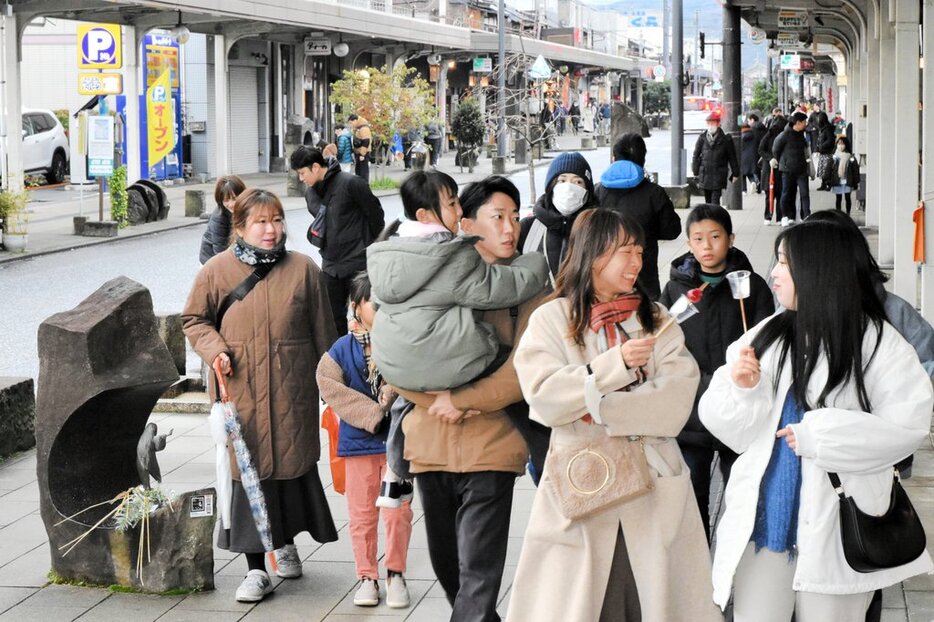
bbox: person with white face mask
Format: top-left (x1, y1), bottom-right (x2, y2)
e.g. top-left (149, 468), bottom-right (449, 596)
top-left (692, 111), bottom-right (740, 206)
top-left (519, 151), bottom-right (595, 284)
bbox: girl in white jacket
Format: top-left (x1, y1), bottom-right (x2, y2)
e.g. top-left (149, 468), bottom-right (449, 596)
top-left (699, 219), bottom-right (934, 621)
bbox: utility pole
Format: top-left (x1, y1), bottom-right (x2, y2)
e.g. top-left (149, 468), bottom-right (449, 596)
top-left (496, 0), bottom-right (507, 160)
top-left (670, 0), bottom-right (684, 184)
top-left (693, 11), bottom-right (699, 94)
top-left (722, 2), bottom-right (742, 209)
top-left (662, 0), bottom-right (670, 73)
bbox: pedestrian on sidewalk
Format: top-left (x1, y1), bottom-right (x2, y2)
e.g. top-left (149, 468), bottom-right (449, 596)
top-left (182, 188), bottom-right (339, 604)
top-left (741, 114), bottom-right (765, 193)
top-left (771, 111), bottom-right (811, 226)
top-left (596, 132), bottom-right (682, 300)
top-left (660, 204), bottom-right (774, 541)
top-left (389, 175), bottom-right (548, 622)
top-left (349, 114), bottom-right (373, 182)
top-left (507, 208), bottom-right (720, 622)
top-left (691, 111), bottom-right (740, 206)
top-left (199, 175), bottom-right (246, 264)
top-left (815, 112), bottom-right (837, 191)
top-left (829, 136), bottom-right (860, 215)
top-left (290, 146), bottom-right (384, 336)
top-left (425, 119), bottom-right (443, 168)
top-left (759, 116), bottom-right (786, 225)
top-left (699, 219), bottom-right (934, 621)
top-left (519, 152), bottom-right (597, 284)
top-left (316, 272), bottom-right (414, 610)
top-left (335, 123), bottom-right (355, 173)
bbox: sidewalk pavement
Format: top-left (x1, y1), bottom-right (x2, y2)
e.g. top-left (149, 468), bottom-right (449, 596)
top-left (0, 171), bottom-right (921, 621)
top-left (0, 134), bottom-right (594, 265)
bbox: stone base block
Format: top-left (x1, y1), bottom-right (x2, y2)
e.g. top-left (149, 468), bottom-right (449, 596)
top-left (156, 314), bottom-right (186, 376)
top-left (663, 185), bottom-right (692, 210)
top-left (581, 136), bottom-right (595, 149)
top-left (492, 156), bottom-right (507, 175)
top-left (184, 190), bottom-right (205, 218)
top-left (73, 217), bottom-right (118, 237)
top-left (0, 377), bottom-right (35, 459)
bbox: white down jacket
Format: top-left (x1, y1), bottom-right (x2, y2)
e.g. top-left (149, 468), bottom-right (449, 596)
top-left (699, 317), bottom-right (934, 609)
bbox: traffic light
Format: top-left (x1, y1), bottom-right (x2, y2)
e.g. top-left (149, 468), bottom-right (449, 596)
top-left (700, 32), bottom-right (706, 59)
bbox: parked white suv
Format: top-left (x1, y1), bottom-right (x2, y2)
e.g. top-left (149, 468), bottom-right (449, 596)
top-left (22, 108), bottom-right (69, 184)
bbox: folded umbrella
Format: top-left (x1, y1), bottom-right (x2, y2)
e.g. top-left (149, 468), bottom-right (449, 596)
top-left (213, 359), bottom-right (274, 552)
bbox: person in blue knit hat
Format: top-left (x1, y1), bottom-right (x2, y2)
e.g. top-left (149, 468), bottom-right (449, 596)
top-left (518, 151), bottom-right (597, 284)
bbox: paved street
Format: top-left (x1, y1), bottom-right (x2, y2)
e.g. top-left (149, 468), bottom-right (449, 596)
top-left (0, 134), bottom-right (927, 621)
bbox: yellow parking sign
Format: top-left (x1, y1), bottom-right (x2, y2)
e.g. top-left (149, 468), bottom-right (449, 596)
top-left (77, 24), bottom-right (122, 69)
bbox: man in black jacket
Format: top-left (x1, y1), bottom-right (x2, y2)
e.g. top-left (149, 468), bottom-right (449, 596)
top-left (691, 112), bottom-right (740, 205)
top-left (771, 111), bottom-right (810, 226)
top-left (290, 146), bottom-right (384, 336)
top-left (595, 133), bottom-right (682, 300)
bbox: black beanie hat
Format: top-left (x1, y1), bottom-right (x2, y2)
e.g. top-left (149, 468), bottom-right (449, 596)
top-left (545, 152), bottom-right (594, 198)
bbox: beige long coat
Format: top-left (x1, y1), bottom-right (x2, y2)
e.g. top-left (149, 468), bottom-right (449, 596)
top-left (182, 250), bottom-right (336, 480)
top-left (507, 298), bottom-right (722, 622)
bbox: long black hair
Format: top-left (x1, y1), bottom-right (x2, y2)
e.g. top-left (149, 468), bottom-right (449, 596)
top-left (751, 220), bottom-right (887, 411)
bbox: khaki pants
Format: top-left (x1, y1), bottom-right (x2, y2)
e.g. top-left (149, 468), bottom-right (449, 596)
top-left (733, 543), bottom-right (873, 622)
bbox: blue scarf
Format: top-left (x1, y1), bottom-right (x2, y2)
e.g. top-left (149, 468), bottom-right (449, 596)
top-left (751, 386), bottom-right (803, 556)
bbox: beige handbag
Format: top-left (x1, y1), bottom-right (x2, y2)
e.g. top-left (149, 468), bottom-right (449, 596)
top-left (549, 432), bottom-right (654, 521)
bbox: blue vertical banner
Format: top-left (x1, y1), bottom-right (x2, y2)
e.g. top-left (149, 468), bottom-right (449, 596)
top-left (117, 33), bottom-right (183, 180)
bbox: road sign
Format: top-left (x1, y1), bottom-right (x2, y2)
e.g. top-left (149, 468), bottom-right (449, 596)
top-left (473, 57), bottom-right (493, 73)
top-left (780, 54), bottom-right (801, 70)
top-left (653, 65), bottom-right (667, 79)
top-left (77, 24), bottom-right (122, 69)
top-left (749, 27), bottom-right (767, 43)
top-left (78, 72), bottom-right (123, 96)
top-left (87, 115), bottom-right (114, 177)
top-left (777, 32), bottom-right (803, 47)
top-left (777, 9), bottom-right (808, 30)
top-left (303, 38), bottom-right (331, 56)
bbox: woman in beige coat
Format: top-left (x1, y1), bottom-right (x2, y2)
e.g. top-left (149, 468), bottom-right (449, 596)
top-left (182, 189), bottom-right (338, 603)
top-left (508, 208), bottom-right (722, 622)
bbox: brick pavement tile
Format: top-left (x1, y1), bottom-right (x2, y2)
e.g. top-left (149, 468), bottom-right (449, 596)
top-left (903, 572), bottom-right (934, 593)
top-left (882, 609), bottom-right (909, 622)
top-left (162, 435), bottom-right (214, 456)
top-left (1, 481), bottom-right (39, 502)
top-left (173, 575), bottom-right (255, 613)
top-left (76, 593), bottom-right (184, 622)
top-left (905, 590), bottom-right (934, 622)
top-left (20, 584), bottom-right (109, 608)
top-left (0, 469), bottom-right (37, 491)
top-left (0, 586), bottom-right (37, 613)
top-left (0, 501), bottom-right (38, 528)
top-left (155, 608), bottom-right (244, 622)
top-left (0, 517), bottom-right (49, 569)
top-left (0, 604), bottom-right (90, 622)
top-left (403, 596), bottom-right (452, 621)
top-left (883, 583), bottom-right (908, 609)
top-left (323, 614), bottom-right (406, 621)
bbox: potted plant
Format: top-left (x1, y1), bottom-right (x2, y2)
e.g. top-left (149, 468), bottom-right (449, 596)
top-left (0, 189), bottom-right (30, 252)
top-left (451, 99), bottom-right (485, 173)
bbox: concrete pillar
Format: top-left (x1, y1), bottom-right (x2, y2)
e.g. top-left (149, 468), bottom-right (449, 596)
top-left (124, 26), bottom-right (141, 183)
top-left (921, 0), bottom-right (934, 316)
top-left (875, 18), bottom-right (896, 265)
top-left (865, 34), bottom-right (880, 228)
top-left (1, 13), bottom-right (22, 192)
top-left (273, 43), bottom-right (284, 159)
top-left (213, 34), bottom-right (229, 177)
top-left (721, 2), bottom-right (742, 210)
top-left (891, 2), bottom-right (921, 301)
top-left (634, 75), bottom-right (643, 115)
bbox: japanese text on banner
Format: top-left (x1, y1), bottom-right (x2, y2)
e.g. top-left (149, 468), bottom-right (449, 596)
top-left (147, 70), bottom-right (175, 166)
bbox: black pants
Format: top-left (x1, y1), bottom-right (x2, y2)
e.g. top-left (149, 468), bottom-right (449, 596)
top-left (680, 444), bottom-right (738, 541)
top-left (703, 189), bottom-right (722, 205)
top-left (780, 171), bottom-right (810, 220)
top-left (320, 271), bottom-right (352, 337)
top-left (427, 137), bottom-right (442, 166)
top-left (418, 471), bottom-right (515, 622)
top-left (355, 154), bottom-right (370, 182)
top-left (835, 192), bottom-right (852, 214)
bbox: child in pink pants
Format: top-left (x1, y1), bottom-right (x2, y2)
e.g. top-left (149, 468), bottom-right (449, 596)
top-left (316, 273), bottom-right (413, 609)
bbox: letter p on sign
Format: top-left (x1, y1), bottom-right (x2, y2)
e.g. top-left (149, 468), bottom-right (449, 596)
top-left (77, 24), bottom-right (122, 69)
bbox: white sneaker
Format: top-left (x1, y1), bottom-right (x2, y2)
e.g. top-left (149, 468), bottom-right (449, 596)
top-left (274, 544), bottom-right (302, 579)
top-left (375, 479), bottom-right (414, 509)
top-left (763, 219), bottom-right (772, 226)
top-left (235, 569), bottom-right (273, 602)
top-left (781, 217), bottom-right (790, 228)
top-left (386, 574), bottom-right (411, 609)
top-left (354, 578), bottom-right (380, 606)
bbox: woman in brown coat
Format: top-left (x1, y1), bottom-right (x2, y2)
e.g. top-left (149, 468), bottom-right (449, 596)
top-left (508, 208), bottom-right (721, 622)
top-left (182, 188), bottom-right (338, 603)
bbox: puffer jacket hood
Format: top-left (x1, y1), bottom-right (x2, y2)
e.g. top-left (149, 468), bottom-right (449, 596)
top-left (600, 159), bottom-right (645, 190)
top-left (367, 234), bottom-right (482, 304)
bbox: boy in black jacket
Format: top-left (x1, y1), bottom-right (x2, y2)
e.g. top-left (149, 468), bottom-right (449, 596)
top-left (660, 204), bottom-right (775, 540)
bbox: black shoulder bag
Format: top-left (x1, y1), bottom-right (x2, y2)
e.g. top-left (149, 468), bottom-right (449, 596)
top-left (828, 469), bottom-right (926, 572)
top-left (216, 263), bottom-right (275, 328)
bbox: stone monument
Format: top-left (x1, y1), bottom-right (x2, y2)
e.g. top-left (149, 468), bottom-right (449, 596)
top-left (36, 277), bottom-right (215, 592)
